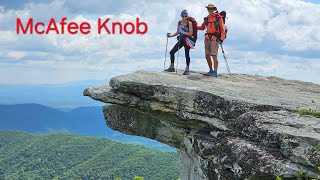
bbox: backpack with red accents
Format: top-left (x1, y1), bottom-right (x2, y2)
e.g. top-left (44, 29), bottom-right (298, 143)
top-left (178, 16), bottom-right (198, 43)
top-left (186, 16), bottom-right (198, 43)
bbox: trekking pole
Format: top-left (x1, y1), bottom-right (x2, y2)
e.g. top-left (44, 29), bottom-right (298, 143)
top-left (164, 36), bottom-right (169, 71)
top-left (176, 36), bottom-right (181, 74)
top-left (219, 41), bottom-right (231, 76)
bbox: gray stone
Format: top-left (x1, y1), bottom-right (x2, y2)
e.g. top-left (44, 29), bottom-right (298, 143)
top-left (84, 70), bottom-right (320, 180)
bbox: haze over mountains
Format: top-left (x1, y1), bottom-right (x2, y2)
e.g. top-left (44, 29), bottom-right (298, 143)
top-left (0, 79), bottom-right (177, 179)
top-left (0, 80), bottom-right (105, 107)
top-left (0, 80), bottom-right (173, 151)
top-left (0, 103), bottom-right (173, 151)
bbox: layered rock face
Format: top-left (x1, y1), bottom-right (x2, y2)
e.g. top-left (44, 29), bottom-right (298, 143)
top-left (84, 70), bottom-right (320, 180)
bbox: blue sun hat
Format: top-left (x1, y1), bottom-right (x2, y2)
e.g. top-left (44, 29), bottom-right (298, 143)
top-left (181, 10), bottom-right (188, 17)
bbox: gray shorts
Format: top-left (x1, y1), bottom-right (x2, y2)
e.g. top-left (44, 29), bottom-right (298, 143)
top-left (205, 39), bottom-right (219, 56)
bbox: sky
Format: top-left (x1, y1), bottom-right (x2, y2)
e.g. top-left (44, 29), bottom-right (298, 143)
top-left (0, 0), bottom-right (320, 84)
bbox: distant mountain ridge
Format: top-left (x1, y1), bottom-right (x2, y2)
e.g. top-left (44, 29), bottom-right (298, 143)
top-left (0, 80), bottom-right (105, 107)
top-left (0, 103), bottom-right (104, 135)
top-left (0, 103), bottom-right (174, 151)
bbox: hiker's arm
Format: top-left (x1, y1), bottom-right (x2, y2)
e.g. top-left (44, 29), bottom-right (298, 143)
top-left (197, 22), bottom-right (205, 30)
top-left (167, 30), bottom-right (179, 38)
top-left (181, 21), bottom-right (193, 36)
top-left (168, 32), bottom-right (178, 37)
top-left (218, 18), bottom-right (226, 40)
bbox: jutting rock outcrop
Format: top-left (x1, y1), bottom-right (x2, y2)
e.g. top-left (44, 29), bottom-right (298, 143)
top-left (84, 70), bottom-right (320, 180)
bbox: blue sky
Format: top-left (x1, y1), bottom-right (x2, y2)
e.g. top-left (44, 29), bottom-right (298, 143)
top-left (0, 0), bottom-right (319, 84)
top-left (305, 0), bottom-right (320, 3)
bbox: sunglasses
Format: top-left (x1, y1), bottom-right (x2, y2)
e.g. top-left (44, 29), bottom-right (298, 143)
top-left (181, 15), bottom-right (188, 17)
top-left (207, 8), bottom-right (215, 10)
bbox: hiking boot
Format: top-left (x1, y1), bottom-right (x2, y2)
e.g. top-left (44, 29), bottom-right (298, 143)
top-left (165, 66), bottom-right (175, 72)
top-left (183, 67), bottom-right (190, 75)
top-left (210, 70), bottom-right (217, 77)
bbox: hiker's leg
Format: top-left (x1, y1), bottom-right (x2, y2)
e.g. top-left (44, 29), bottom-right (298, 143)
top-left (211, 41), bottom-right (219, 72)
top-left (212, 55), bottom-right (219, 72)
top-left (170, 42), bottom-right (181, 64)
top-left (205, 54), bottom-right (213, 70)
top-left (184, 45), bottom-right (191, 67)
top-left (204, 39), bottom-right (213, 70)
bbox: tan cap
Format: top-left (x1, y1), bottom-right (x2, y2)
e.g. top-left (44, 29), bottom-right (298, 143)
top-left (206, 4), bottom-right (217, 9)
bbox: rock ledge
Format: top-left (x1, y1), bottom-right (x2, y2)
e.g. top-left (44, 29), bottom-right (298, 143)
top-left (84, 70), bottom-right (320, 180)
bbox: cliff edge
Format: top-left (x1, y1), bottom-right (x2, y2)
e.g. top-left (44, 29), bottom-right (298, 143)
top-left (84, 70), bottom-right (320, 180)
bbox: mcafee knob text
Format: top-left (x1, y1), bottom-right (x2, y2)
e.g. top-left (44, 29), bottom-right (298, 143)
top-left (16, 17), bottom-right (148, 35)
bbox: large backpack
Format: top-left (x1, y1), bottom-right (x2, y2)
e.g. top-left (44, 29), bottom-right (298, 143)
top-left (178, 16), bottom-right (198, 43)
top-left (205, 11), bottom-right (228, 39)
top-left (187, 17), bottom-right (198, 43)
top-left (219, 11), bottom-right (228, 38)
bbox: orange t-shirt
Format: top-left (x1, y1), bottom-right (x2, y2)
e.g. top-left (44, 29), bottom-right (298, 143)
top-left (198, 13), bottom-right (226, 41)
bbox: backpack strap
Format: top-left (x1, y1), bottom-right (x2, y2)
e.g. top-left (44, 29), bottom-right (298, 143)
top-left (214, 19), bottom-right (220, 31)
top-left (204, 16), bottom-right (216, 28)
top-left (204, 17), bottom-right (208, 26)
top-left (213, 13), bottom-right (224, 32)
top-left (180, 21), bottom-right (190, 31)
top-left (214, 13), bottom-right (223, 19)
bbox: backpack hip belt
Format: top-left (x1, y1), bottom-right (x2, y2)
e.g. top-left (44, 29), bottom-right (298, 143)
top-left (205, 32), bottom-right (221, 41)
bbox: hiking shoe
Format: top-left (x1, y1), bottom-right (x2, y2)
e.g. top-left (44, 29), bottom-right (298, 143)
top-left (209, 70), bottom-right (217, 77)
top-left (202, 71), bottom-right (212, 76)
top-left (183, 67), bottom-right (190, 75)
top-left (165, 66), bottom-right (175, 72)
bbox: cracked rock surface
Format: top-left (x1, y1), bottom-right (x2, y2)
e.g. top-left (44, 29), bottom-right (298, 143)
top-left (84, 70), bottom-right (320, 180)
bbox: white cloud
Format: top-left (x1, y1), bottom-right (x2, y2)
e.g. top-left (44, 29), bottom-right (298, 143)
top-left (0, 6), bottom-right (29, 30)
top-left (6, 51), bottom-right (26, 59)
top-left (0, 30), bottom-right (17, 44)
top-left (0, 0), bottom-right (319, 84)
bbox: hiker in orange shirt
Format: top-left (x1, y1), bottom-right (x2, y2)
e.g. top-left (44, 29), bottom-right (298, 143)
top-left (198, 4), bottom-right (226, 77)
